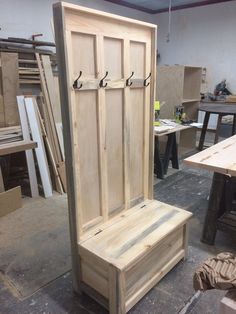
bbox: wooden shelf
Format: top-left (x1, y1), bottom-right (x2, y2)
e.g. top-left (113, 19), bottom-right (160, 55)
top-left (182, 98), bottom-right (200, 103)
top-left (157, 65), bottom-right (202, 156)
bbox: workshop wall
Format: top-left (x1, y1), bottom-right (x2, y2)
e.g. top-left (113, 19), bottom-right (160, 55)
top-left (155, 1), bottom-right (236, 94)
top-left (0, 0), bottom-right (154, 42)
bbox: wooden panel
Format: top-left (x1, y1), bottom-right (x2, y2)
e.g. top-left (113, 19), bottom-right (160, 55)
top-left (129, 89), bottom-right (144, 201)
top-left (75, 90), bottom-right (102, 225)
top-left (81, 261), bottom-right (108, 298)
top-left (65, 7), bottom-right (152, 43)
top-left (125, 227), bottom-right (184, 299)
top-left (71, 32), bottom-right (96, 79)
top-left (183, 67), bottom-right (202, 100)
top-left (0, 186), bottom-right (22, 217)
top-left (126, 250), bottom-right (185, 312)
top-left (156, 65), bottom-right (184, 119)
top-left (130, 41), bottom-right (145, 78)
top-left (1, 53), bottom-right (19, 126)
top-left (106, 89), bottom-right (124, 214)
top-left (104, 37), bottom-right (123, 79)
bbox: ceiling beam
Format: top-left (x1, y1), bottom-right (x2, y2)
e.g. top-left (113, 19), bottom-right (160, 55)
top-left (104, 0), bottom-right (235, 14)
top-left (103, 0), bottom-right (155, 14)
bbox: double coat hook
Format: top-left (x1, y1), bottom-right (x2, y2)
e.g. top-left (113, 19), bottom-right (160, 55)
top-left (144, 72), bottom-right (151, 87)
top-left (73, 71), bottom-right (83, 89)
top-left (99, 71), bottom-right (108, 88)
top-left (126, 71), bottom-right (134, 87)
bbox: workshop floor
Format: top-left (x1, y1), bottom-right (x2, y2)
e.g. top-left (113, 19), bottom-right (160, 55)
top-left (1, 128), bottom-right (235, 314)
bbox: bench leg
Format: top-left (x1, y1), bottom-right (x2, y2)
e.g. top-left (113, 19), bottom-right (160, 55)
top-left (163, 133), bottom-right (174, 174)
top-left (232, 115), bottom-right (236, 135)
top-left (170, 133), bottom-right (179, 170)
top-left (201, 172), bottom-right (226, 245)
top-left (183, 223), bottom-right (190, 261)
top-left (214, 113), bottom-right (223, 144)
top-left (109, 265), bottom-right (126, 314)
top-left (199, 112), bottom-right (210, 151)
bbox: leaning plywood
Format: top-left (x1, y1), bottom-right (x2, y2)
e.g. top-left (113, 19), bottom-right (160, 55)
top-left (25, 97), bottom-right (53, 198)
top-left (0, 186), bottom-right (22, 217)
top-left (17, 96), bottom-right (39, 198)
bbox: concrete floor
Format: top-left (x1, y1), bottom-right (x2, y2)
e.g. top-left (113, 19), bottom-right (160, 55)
top-left (1, 128), bottom-right (235, 314)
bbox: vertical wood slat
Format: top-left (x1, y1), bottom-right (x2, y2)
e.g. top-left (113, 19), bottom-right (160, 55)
top-left (1, 52), bottom-right (19, 126)
top-left (143, 41), bottom-right (151, 199)
top-left (0, 58), bottom-right (5, 127)
top-left (123, 39), bottom-right (131, 210)
top-left (148, 28), bottom-right (157, 200)
top-left (17, 96), bottom-right (39, 198)
top-left (109, 265), bottom-right (126, 314)
top-left (36, 53), bottom-right (62, 164)
top-left (54, 3), bottom-right (82, 293)
top-left (65, 30), bottom-right (83, 237)
top-left (24, 97), bottom-right (53, 198)
top-left (96, 35), bottom-right (109, 221)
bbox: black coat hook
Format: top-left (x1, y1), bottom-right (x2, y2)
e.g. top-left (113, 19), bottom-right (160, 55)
top-left (99, 71), bottom-right (108, 88)
top-left (126, 71), bottom-right (134, 87)
top-left (144, 72), bottom-right (151, 87)
top-left (73, 71), bottom-right (83, 89)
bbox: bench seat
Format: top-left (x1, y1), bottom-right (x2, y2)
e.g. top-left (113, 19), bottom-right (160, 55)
top-left (79, 200), bottom-right (192, 313)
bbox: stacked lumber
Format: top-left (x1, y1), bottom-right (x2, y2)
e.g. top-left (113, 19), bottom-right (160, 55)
top-left (0, 37), bottom-right (55, 55)
top-left (0, 37), bottom-right (57, 127)
top-left (0, 126), bottom-right (22, 144)
top-left (0, 36), bottom-right (66, 195)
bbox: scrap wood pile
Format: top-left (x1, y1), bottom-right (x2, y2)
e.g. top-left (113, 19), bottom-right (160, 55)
top-left (0, 36), bottom-right (66, 201)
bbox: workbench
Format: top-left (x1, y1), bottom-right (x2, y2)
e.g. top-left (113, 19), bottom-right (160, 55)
top-left (0, 140), bottom-right (37, 217)
top-left (184, 135), bottom-right (236, 244)
top-left (0, 140), bottom-right (36, 191)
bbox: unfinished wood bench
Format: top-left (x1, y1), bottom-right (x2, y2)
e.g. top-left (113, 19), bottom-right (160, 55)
top-left (54, 2), bottom-right (192, 313)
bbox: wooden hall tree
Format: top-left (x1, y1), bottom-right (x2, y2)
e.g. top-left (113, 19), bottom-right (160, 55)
top-left (53, 3), bottom-right (192, 313)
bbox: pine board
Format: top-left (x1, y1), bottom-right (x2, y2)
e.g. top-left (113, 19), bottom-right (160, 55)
top-left (1, 52), bottom-right (19, 126)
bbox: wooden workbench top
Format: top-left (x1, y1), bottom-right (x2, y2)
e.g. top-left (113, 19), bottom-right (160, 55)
top-left (184, 135), bottom-right (236, 176)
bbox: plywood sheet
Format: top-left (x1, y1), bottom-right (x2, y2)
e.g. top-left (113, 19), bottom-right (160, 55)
top-left (104, 37), bottom-right (123, 79)
top-left (130, 41), bottom-right (145, 78)
top-left (71, 32), bottom-right (97, 79)
top-left (0, 186), bottom-right (22, 217)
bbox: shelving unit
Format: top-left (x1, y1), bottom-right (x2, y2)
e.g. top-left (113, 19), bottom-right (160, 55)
top-left (156, 65), bottom-right (202, 155)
